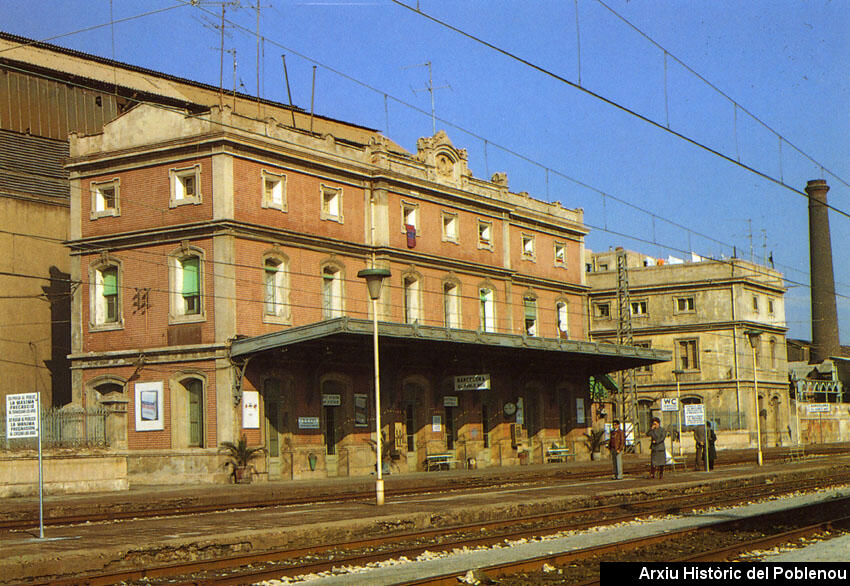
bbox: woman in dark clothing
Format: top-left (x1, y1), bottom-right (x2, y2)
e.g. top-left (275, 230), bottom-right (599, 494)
top-left (707, 422), bottom-right (717, 470)
top-left (647, 417), bottom-right (667, 479)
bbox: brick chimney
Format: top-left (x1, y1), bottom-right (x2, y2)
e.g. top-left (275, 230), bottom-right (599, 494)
top-left (806, 179), bottom-right (841, 363)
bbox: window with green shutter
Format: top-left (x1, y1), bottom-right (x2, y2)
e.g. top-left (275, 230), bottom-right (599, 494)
top-left (181, 257), bottom-right (200, 315)
top-left (102, 267), bottom-right (118, 323)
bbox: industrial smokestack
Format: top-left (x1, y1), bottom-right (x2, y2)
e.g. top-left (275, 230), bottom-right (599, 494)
top-left (806, 179), bottom-right (841, 363)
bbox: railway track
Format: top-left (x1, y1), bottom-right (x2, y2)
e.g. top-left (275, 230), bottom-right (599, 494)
top-left (3, 444), bottom-right (845, 532)
top-left (41, 470), bottom-right (850, 585)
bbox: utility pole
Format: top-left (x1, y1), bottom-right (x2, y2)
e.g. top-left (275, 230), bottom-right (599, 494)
top-left (615, 247), bottom-right (640, 451)
top-left (407, 61), bottom-right (451, 135)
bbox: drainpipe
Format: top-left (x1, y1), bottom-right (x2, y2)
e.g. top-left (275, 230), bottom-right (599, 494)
top-left (731, 282), bottom-right (742, 430)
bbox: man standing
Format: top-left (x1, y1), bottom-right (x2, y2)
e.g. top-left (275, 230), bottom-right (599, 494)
top-left (609, 419), bottom-right (626, 480)
top-left (647, 417), bottom-right (667, 479)
top-left (693, 425), bottom-right (706, 471)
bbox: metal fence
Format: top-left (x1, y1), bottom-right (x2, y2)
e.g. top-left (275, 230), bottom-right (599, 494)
top-left (659, 408), bottom-right (742, 434)
top-left (0, 407), bottom-right (108, 451)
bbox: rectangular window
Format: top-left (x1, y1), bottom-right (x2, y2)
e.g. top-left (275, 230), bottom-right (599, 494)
top-left (444, 282), bottom-right (460, 328)
top-left (752, 295), bottom-right (759, 312)
top-left (321, 184), bottom-right (343, 222)
top-left (181, 257), bottom-right (201, 315)
top-left (594, 302), bottom-right (611, 318)
top-left (677, 339), bottom-right (699, 371)
top-left (554, 242), bottom-right (567, 266)
top-left (675, 297), bottom-right (695, 312)
top-left (102, 268), bottom-right (118, 323)
top-left (479, 288), bottom-right (495, 332)
top-left (401, 201), bottom-right (418, 232)
top-left (169, 165), bottom-right (201, 207)
top-left (768, 298), bottom-right (775, 314)
top-left (478, 220), bottom-right (493, 249)
top-left (556, 301), bottom-right (569, 339)
top-left (403, 275), bottom-right (421, 324)
top-left (630, 300), bottom-right (648, 316)
top-left (322, 266), bottom-right (343, 318)
top-left (598, 263), bottom-right (609, 271)
top-left (90, 179), bottom-right (120, 218)
top-left (523, 296), bottom-right (537, 336)
top-left (261, 170), bottom-right (287, 211)
top-left (441, 211), bottom-right (458, 243)
top-left (521, 234), bottom-right (535, 260)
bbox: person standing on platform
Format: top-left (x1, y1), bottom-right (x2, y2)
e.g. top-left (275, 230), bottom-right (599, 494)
top-left (647, 417), bottom-right (667, 479)
top-left (609, 419), bottom-right (626, 480)
top-left (693, 425), bottom-right (706, 471)
top-left (707, 422), bottom-right (717, 470)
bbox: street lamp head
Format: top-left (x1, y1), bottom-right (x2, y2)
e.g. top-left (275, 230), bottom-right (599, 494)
top-left (744, 329), bottom-right (762, 348)
top-left (672, 369), bottom-right (684, 376)
top-left (357, 267), bottom-right (391, 301)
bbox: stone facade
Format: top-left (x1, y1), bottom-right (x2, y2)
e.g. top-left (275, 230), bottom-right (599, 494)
top-left (587, 249), bottom-right (791, 448)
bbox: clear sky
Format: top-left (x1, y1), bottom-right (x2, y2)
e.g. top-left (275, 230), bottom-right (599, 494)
top-left (3, 0), bottom-right (848, 343)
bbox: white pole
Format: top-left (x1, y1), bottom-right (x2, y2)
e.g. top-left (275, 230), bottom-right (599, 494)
top-left (752, 347), bottom-right (763, 466)
top-left (372, 297), bottom-right (384, 506)
top-left (36, 392), bottom-right (44, 539)
top-left (675, 376), bottom-right (682, 461)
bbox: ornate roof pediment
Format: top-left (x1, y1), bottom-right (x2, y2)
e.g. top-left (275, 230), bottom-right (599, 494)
top-left (414, 131), bottom-right (470, 188)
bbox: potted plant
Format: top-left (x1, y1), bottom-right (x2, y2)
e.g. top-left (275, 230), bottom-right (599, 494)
top-left (364, 431), bottom-right (393, 475)
top-left (584, 429), bottom-right (607, 461)
top-left (219, 435), bottom-right (266, 484)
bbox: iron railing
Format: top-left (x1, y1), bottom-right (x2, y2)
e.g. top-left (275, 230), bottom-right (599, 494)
top-left (0, 407), bottom-right (108, 451)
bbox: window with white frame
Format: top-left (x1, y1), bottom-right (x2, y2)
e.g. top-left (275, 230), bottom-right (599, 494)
top-left (768, 298), bottom-right (775, 315)
top-left (752, 295), bottom-right (759, 313)
top-left (523, 296), bottom-right (538, 336)
top-left (169, 248), bottom-right (205, 322)
top-left (443, 281), bottom-right (461, 328)
top-left (261, 170), bottom-right (287, 211)
top-left (263, 256), bottom-right (290, 322)
top-left (477, 220), bottom-right (493, 249)
top-left (630, 299), bottom-right (648, 316)
top-left (90, 179), bottom-right (120, 218)
top-left (178, 256), bottom-right (201, 316)
top-left (322, 265), bottom-right (344, 318)
top-left (521, 234), bottom-right (535, 260)
top-left (321, 184), bottom-right (343, 222)
top-left (479, 287), bottom-right (495, 332)
top-left (403, 274), bottom-right (422, 324)
top-left (554, 242), bottom-right (567, 267)
top-left (442, 211), bottom-right (458, 243)
top-left (169, 165), bottom-right (201, 207)
top-left (91, 263), bottom-right (121, 328)
top-left (556, 301), bottom-right (569, 339)
top-left (401, 201), bottom-right (418, 232)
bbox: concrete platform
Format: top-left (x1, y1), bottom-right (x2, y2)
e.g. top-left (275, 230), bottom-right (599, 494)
top-left (1, 452), bottom-right (849, 584)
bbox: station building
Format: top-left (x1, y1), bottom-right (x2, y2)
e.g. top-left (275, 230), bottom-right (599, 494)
top-left (67, 103), bottom-right (668, 483)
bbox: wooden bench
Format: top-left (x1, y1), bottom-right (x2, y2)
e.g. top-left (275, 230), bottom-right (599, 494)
top-left (425, 453), bottom-right (459, 471)
top-left (545, 447), bottom-right (574, 463)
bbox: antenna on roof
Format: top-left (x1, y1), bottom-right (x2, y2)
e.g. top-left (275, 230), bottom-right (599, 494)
top-left (405, 61), bottom-right (451, 135)
top-left (191, 0), bottom-right (242, 109)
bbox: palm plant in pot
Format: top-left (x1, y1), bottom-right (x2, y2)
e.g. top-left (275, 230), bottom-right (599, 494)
top-left (584, 429), bottom-right (607, 461)
top-left (219, 434), bottom-right (266, 484)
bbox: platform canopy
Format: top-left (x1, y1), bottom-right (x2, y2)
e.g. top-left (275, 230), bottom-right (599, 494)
top-left (231, 317), bottom-right (670, 374)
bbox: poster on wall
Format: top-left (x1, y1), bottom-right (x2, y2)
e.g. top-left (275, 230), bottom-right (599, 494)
top-left (432, 415), bottom-right (442, 432)
top-left (242, 390), bottom-right (260, 429)
top-left (576, 398), bottom-right (585, 424)
top-left (354, 394), bottom-right (368, 427)
top-left (135, 381), bottom-right (164, 431)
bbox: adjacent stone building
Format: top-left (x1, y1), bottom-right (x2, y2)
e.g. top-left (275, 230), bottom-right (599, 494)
top-left (587, 249), bottom-right (790, 448)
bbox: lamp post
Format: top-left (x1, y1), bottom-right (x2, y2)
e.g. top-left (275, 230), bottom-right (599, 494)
top-left (672, 369), bottom-right (684, 461)
top-left (358, 267), bottom-right (391, 505)
top-left (745, 329), bottom-right (764, 466)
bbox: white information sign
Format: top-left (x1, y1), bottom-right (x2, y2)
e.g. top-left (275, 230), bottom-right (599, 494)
top-left (443, 395), bottom-right (458, 407)
top-left (454, 374), bottom-right (491, 391)
top-left (322, 394), bottom-right (341, 406)
top-left (661, 398), bottom-right (679, 412)
top-left (298, 417), bottom-right (320, 429)
top-left (242, 390), bottom-right (260, 429)
top-left (432, 415), bottom-right (442, 432)
top-left (6, 393), bottom-right (39, 439)
top-left (683, 403), bottom-right (705, 426)
top-left (806, 403), bottom-right (830, 414)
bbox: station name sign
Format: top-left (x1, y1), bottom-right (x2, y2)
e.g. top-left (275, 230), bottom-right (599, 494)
top-left (806, 403), bottom-right (830, 414)
top-left (454, 374), bottom-right (490, 391)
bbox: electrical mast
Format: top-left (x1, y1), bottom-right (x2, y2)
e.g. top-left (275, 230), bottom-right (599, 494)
top-left (615, 247), bottom-right (640, 450)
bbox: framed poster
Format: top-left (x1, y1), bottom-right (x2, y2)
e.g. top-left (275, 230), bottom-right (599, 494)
top-left (576, 398), bottom-right (586, 424)
top-left (242, 390), bottom-right (260, 429)
top-left (354, 394), bottom-right (368, 427)
top-left (135, 381), bottom-right (164, 431)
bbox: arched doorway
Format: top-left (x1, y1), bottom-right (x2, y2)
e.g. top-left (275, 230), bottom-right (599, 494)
top-left (263, 377), bottom-right (292, 479)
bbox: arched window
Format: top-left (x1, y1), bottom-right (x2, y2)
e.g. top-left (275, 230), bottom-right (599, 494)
top-left (183, 377), bottom-right (205, 448)
top-left (479, 287), bottom-right (495, 332)
top-left (263, 255), bottom-right (290, 323)
top-left (637, 399), bottom-right (653, 435)
top-left (556, 300), bottom-right (569, 339)
top-left (90, 260), bottom-right (122, 328)
top-left (322, 264), bottom-right (344, 319)
top-left (169, 245), bottom-right (205, 322)
top-left (443, 280), bottom-right (461, 329)
top-left (523, 295), bottom-right (538, 336)
top-left (403, 273), bottom-right (422, 324)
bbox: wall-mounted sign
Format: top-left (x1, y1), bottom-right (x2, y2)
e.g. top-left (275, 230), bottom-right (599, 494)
top-left (242, 390), bottom-right (260, 429)
top-left (454, 374), bottom-right (490, 391)
top-left (298, 417), bottom-right (320, 429)
top-left (134, 382), bottom-right (164, 431)
top-left (443, 395), bottom-right (458, 407)
top-left (354, 394), bottom-right (368, 427)
top-left (683, 403), bottom-right (705, 426)
top-left (661, 398), bottom-right (679, 412)
top-left (6, 393), bottom-right (39, 439)
top-left (576, 398), bottom-right (585, 424)
top-left (322, 394), bottom-right (341, 406)
top-left (806, 403), bottom-right (830, 414)
top-left (432, 415), bottom-right (442, 432)
top-left (516, 397), bottom-right (525, 426)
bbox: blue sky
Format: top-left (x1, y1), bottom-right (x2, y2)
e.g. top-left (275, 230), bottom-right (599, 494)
top-left (3, 0), bottom-right (848, 343)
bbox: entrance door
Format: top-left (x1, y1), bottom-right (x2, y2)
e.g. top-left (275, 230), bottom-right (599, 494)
top-left (263, 378), bottom-right (291, 479)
